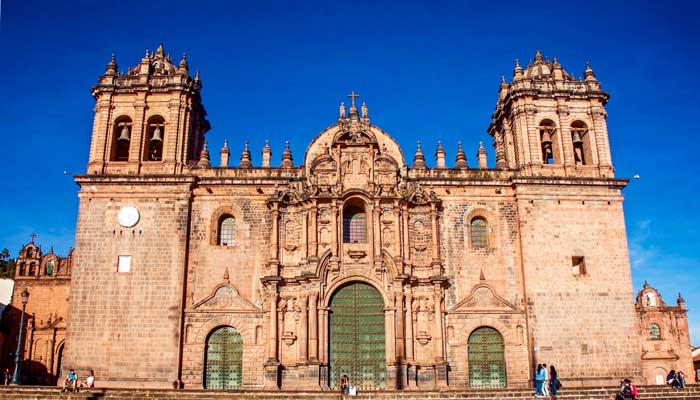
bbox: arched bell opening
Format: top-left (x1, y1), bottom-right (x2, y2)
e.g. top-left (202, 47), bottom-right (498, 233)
top-left (111, 116), bottom-right (132, 161)
top-left (143, 115), bottom-right (165, 161)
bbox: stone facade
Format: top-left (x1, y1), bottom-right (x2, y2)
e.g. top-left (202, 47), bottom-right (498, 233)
top-left (0, 240), bottom-right (72, 385)
top-left (54, 45), bottom-right (693, 390)
top-left (636, 282), bottom-right (693, 385)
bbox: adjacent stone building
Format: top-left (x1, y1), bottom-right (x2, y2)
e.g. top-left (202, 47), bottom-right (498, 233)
top-left (635, 282), bottom-right (693, 385)
top-left (55, 45), bottom-right (693, 390)
top-left (0, 239), bottom-right (72, 385)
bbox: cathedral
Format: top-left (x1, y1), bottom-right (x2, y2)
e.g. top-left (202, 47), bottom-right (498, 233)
top-left (39, 44), bottom-right (693, 390)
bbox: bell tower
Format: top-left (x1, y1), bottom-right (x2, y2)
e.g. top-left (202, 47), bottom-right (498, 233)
top-left (86, 44), bottom-right (210, 175)
top-left (488, 51), bottom-right (614, 177)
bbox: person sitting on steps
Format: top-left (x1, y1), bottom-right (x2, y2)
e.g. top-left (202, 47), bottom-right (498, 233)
top-left (61, 369), bottom-right (78, 392)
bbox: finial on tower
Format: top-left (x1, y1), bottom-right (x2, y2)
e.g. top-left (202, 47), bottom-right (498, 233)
top-left (178, 52), bottom-right (189, 75)
top-left (513, 58), bottom-right (523, 80)
top-left (584, 61), bottom-right (597, 82)
top-left (361, 102), bottom-right (368, 119)
top-left (347, 91), bottom-right (360, 118)
top-left (280, 140), bottom-right (294, 169)
top-left (534, 49), bottom-right (543, 63)
top-left (413, 141), bottom-right (426, 170)
top-left (219, 140), bottom-right (230, 167)
top-left (455, 141), bottom-right (468, 169)
top-left (262, 140), bottom-right (272, 168)
top-left (105, 53), bottom-right (118, 76)
top-left (198, 140), bottom-right (211, 168)
top-left (239, 140), bottom-right (252, 168)
top-left (339, 102), bottom-right (346, 118)
top-left (435, 140), bottom-right (446, 169)
top-left (477, 141), bottom-right (488, 169)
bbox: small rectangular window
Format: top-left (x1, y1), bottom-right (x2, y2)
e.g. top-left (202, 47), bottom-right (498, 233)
top-left (117, 255), bottom-right (131, 273)
top-left (572, 256), bottom-right (586, 276)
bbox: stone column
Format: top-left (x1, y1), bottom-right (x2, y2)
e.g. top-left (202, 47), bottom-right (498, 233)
top-left (128, 99), bottom-right (147, 174)
top-left (309, 292), bottom-right (319, 361)
top-left (405, 292), bottom-right (416, 388)
top-left (331, 201), bottom-right (339, 256)
top-left (384, 303), bottom-right (397, 390)
top-left (309, 204), bottom-right (318, 259)
top-left (433, 287), bottom-right (445, 363)
top-left (299, 294), bottom-right (309, 363)
top-left (395, 292), bottom-right (405, 360)
top-left (430, 204), bottom-right (440, 267)
top-left (368, 202), bottom-right (375, 265)
top-left (302, 208), bottom-right (309, 260)
top-left (264, 284), bottom-right (280, 390)
top-left (270, 207), bottom-right (280, 275)
top-left (268, 289), bottom-right (279, 362)
top-left (401, 204), bottom-right (410, 269)
top-left (373, 203), bottom-right (381, 262)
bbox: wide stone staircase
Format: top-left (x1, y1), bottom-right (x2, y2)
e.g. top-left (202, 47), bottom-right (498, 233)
top-left (0, 385), bottom-right (699, 400)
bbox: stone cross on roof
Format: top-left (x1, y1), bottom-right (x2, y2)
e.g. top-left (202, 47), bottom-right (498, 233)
top-left (347, 90), bottom-right (360, 108)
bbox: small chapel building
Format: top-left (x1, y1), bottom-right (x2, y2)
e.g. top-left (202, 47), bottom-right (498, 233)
top-left (42, 45), bottom-right (693, 390)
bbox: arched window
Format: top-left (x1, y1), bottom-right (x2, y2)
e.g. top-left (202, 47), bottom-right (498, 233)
top-left (218, 216), bottom-right (236, 246)
top-left (143, 115), bottom-right (165, 161)
top-left (649, 323), bottom-right (661, 340)
top-left (470, 217), bottom-right (488, 248)
top-left (28, 262), bottom-right (36, 276)
top-left (25, 247), bottom-right (33, 258)
top-left (343, 202), bottom-right (366, 243)
top-left (18, 262), bottom-right (26, 276)
top-left (111, 116), bottom-right (133, 161)
top-left (204, 326), bottom-right (243, 389)
top-left (571, 121), bottom-right (591, 165)
top-left (539, 120), bottom-right (559, 165)
top-left (468, 326), bottom-right (506, 388)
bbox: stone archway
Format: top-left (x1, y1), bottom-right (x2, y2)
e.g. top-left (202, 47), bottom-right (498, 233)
top-left (328, 282), bottom-right (386, 390)
top-left (204, 326), bottom-right (243, 390)
top-left (468, 326), bottom-right (506, 389)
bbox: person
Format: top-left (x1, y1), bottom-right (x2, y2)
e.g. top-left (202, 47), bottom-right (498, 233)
top-left (534, 364), bottom-right (546, 397)
top-left (542, 363), bottom-right (550, 396)
top-left (339, 374), bottom-right (349, 396)
top-left (61, 369), bottom-right (77, 392)
top-left (549, 365), bottom-right (560, 397)
top-left (80, 370), bottom-right (95, 390)
top-left (616, 378), bottom-right (638, 400)
top-left (667, 369), bottom-right (676, 386)
top-left (676, 371), bottom-right (686, 389)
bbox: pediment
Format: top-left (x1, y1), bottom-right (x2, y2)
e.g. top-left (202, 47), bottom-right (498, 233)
top-left (449, 284), bottom-right (519, 313)
top-left (190, 284), bottom-right (261, 312)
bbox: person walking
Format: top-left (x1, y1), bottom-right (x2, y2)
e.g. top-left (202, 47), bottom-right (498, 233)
top-left (549, 365), bottom-right (560, 397)
top-left (542, 363), bottom-right (550, 396)
top-left (534, 364), bottom-right (546, 397)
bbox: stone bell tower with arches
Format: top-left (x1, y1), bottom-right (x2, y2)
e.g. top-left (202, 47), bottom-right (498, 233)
top-left (489, 50), bottom-right (614, 178)
top-left (86, 44), bottom-right (210, 175)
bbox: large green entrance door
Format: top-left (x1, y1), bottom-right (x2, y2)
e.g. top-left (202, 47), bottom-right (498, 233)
top-left (468, 326), bottom-right (506, 388)
top-left (204, 326), bottom-right (243, 389)
top-left (329, 282), bottom-right (386, 390)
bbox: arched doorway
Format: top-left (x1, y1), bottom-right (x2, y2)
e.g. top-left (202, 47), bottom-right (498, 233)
top-left (468, 326), bottom-right (506, 388)
top-left (204, 326), bottom-right (243, 389)
top-left (55, 343), bottom-right (64, 385)
top-left (329, 282), bottom-right (386, 390)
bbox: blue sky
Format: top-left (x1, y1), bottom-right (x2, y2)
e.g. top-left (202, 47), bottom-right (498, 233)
top-left (0, 1), bottom-right (698, 345)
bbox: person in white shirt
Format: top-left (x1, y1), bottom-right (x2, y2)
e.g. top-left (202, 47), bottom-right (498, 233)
top-left (542, 363), bottom-right (550, 396)
top-left (80, 370), bottom-right (95, 390)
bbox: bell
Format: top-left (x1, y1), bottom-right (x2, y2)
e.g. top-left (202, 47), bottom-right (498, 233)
top-left (151, 126), bottom-right (163, 142)
top-left (572, 131), bottom-right (584, 145)
top-left (541, 131), bottom-right (552, 146)
top-left (117, 125), bottom-right (130, 141)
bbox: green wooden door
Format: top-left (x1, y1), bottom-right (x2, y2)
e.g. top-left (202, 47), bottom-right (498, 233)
top-left (468, 326), bottom-right (506, 388)
top-left (329, 282), bottom-right (386, 390)
top-left (205, 326), bottom-right (243, 389)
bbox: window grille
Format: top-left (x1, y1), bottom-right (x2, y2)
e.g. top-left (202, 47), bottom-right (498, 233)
top-left (650, 324), bottom-right (661, 340)
top-left (470, 218), bottom-right (488, 248)
top-left (343, 210), bottom-right (366, 243)
top-left (219, 217), bottom-right (236, 246)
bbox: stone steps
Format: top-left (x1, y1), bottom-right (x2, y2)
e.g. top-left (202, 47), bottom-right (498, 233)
top-left (0, 384), bottom-right (698, 400)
